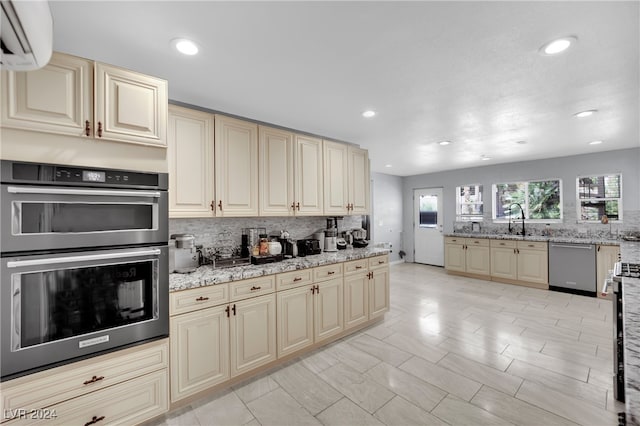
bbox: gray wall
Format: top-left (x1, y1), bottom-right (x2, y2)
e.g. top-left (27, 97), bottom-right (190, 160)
top-left (402, 148), bottom-right (640, 262)
top-left (371, 172), bottom-right (404, 263)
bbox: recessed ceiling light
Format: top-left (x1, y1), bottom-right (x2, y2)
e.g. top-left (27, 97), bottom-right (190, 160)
top-left (589, 140), bottom-right (603, 145)
top-left (574, 109), bottom-right (597, 118)
top-left (172, 38), bottom-right (199, 55)
top-left (438, 141), bottom-right (451, 146)
top-left (362, 110), bottom-right (376, 118)
top-left (540, 36), bottom-right (577, 55)
top-left (515, 140), bottom-right (527, 145)
top-left (481, 155), bottom-right (491, 161)
top-left (385, 164), bottom-right (392, 168)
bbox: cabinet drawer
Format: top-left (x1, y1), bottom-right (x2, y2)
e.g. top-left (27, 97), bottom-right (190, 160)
top-left (15, 369), bottom-right (168, 426)
top-left (369, 255), bottom-right (389, 269)
top-left (276, 269), bottom-right (313, 290)
top-left (344, 259), bottom-right (368, 275)
top-left (0, 340), bottom-right (168, 418)
top-left (466, 238), bottom-right (490, 247)
top-left (170, 284), bottom-right (229, 316)
top-left (230, 276), bottom-right (275, 301)
top-left (490, 239), bottom-right (517, 249)
top-left (314, 264), bottom-right (343, 282)
top-left (445, 237), bottom-right (465, 245)
top-left (517, 240), bottom-right (547, 251)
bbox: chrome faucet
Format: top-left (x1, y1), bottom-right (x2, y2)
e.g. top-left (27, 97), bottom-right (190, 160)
top-left (508, 203), bottom-right (525, 236)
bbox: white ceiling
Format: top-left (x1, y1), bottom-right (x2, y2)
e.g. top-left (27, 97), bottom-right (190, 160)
top-left (48, 1), bottom-right (639, 177)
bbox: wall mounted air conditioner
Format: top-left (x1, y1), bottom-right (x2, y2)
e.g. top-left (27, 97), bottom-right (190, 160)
top-left (1, 0), bottom-right (52, 70)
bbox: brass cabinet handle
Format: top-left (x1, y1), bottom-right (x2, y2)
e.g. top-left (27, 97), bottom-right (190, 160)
top-left (225, 306), bottom-right (230, 317)
top-left (195, 296), bottom-right (209, 301)
top-left (97, 122), bottom-right (103, 138)
top-left (378, 260), bottom-right (384, 264)
top-left (218, 200), bottom-right (223, 211)
top-left (291, 202), bottom-right (296, 210)
top-left (328, 271), bottom-right (335, 275)
top-left (500, 242), bottom-right (506, 246)
top-left (513, 248), bottom-right (517, 254)
top-left (250, 286), bottom-right (261, 291)
top-left (211, 200), bottom-right (216, 211)
top-left (528, 244), bottom-right (534, 247)
top-left (85, 120), bottom-right (91, 136)
top-left (84, 416), bottom-right (105, 426)
top-left (296, 202), bottom-right (300, 211)
top-left (310, 286), bottom-right (315, 294)
top-left (355, 265), bottom-right (363, 269)
top-left (83, 375), bottom-right (104, 385)
top-left (232, 304), bottom-right (236, 315)
top-left (293, 277), bottom-right (302, 282)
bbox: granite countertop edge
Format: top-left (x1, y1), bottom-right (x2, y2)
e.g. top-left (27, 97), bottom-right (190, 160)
top-left (169, 247), bottom-right (390, 292)
top-left (445, 232), bottom-right (623, 246)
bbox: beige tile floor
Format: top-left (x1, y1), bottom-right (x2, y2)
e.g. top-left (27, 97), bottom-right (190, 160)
top-left (152, 263), bottom-right (626, 426)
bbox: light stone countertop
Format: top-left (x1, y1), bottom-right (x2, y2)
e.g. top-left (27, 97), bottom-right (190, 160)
top-left (169, 247), bottom-right (390, 292)
top-left (620, 241), bottom-right (640, 425)
top-left (445, 232), bottom-right (622, 246)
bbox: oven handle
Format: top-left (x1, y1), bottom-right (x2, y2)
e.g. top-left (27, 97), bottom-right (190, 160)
top-left (6, 249), bottom-right (162, 268)
top-left (6, 186), bottom-right (161, 198)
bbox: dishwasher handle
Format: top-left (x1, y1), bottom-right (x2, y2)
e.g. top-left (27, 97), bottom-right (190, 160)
top-left (550, 244), bottom-right (594, 250)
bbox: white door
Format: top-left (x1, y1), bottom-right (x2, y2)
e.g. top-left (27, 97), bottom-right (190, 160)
top-left (414, 188), bottom-right (444, 266)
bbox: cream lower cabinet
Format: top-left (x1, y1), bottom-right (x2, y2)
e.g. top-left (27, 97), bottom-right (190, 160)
top-left (276, 284), bottom-right (315, 357)
top-left (314, 277), bottom-right (344, 342)
top-left (369, 255), bottom-right (390, 319)
top-left (0, 340), bottom-right (168, 425)
top-left (168, 105), bottom-right (215, 217)
top-left (490, 239), bottom-right (548, 287)
top-left (444, 237), bottom-right (490, 276)
top-left (596, 244), bottom-right (620, 300)
top-left (1, 51), bottom-right (168, 147)
top-left (343, 259), bottom-right (370, 330)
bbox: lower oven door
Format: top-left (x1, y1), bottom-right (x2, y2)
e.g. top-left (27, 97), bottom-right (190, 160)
top-left (0, 245), bottom-right (168, 380)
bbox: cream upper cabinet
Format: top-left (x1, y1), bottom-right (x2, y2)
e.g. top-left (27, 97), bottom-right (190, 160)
top-left (258, 126), bottom-right (295, 216)
top-left (294, 134), bottom-right (324, 215)
top-left (214, 115), bottom-right (259, 216)
top-left (168, 105), bottom-right (215, 218)
top-left (95, 62), bottom-right (168, 146)
top-left (323, 140), bottom-right (349, 215)
top-left (348, 146), bottom-right (370, 214)
top-left (1, 52), bottom-right (92, 136)
top-left (229, 294), bottom-right (277, 377)
top-left (597, 245), bottom-right (619, 300)
top-left (1, 51), bottom-right (168, 148)
top-left (170, 305), bottom-right (230, 402)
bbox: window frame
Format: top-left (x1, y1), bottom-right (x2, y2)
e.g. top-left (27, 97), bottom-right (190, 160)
top-left (492, 178), bottom-right (563, 223)
top-left (455, 184), bottom-right (484, 222)
top-left (576, 173), bottom-right (623, 223)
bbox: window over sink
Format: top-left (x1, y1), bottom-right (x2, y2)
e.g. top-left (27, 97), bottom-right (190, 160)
top-left (577, 174), bottom-right (622, 222)
top-left (492, 179), bottom-right (562, 222)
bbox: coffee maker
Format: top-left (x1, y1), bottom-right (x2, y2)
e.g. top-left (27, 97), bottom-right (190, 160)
top-left (169, 234), bottom-right (199, 273)
top-left (324, 218), bottom-right (338, 252)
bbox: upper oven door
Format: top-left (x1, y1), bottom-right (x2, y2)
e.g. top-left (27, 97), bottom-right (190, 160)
top-left (1, 184), bottom-right (168, 253)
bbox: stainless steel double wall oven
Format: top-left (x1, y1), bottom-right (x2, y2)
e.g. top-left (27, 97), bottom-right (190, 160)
top-left (0, 160), bottom-right (169, 380)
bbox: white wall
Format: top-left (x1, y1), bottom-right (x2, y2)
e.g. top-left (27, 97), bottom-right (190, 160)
top-left (402, 148), bottom-right (640, 262)
top-left (371, 172), bottom-right (404, 262)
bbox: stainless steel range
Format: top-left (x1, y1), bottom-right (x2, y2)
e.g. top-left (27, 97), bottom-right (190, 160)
top-left (0, 160), bottom-right (169, 381)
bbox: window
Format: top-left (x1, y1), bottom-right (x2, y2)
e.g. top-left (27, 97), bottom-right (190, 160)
top-left (456, 184), bottom-right (483, 221)
top-left (577, 174), bottom-right (622, 222)
top-left (418, 194), bottom-right (438, 227)
top-left (493, 179), bottom-right (562, 221)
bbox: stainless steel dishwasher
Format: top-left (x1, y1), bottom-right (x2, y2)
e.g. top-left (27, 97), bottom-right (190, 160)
top-left (548, 242), bottom-right (597, 296)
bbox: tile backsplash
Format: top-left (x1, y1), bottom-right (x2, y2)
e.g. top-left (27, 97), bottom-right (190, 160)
top-left (169, 216), bottom-right (364, 257)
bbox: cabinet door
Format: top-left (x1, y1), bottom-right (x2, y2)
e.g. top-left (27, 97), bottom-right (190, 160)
top-left (323, 140), bottom-right (349, 215)
top-left (517, 248), bottom-right (549, 284)
top-left (444, 243), bottom-right (466, 272)
top-left (230, 294), bottom-right (277, 377)
top-left (490, 247), bottom-right (518, 280)
top-left (294, 134), bottom-right (324, 216)
top-left (214, 115), bottom-right (259, 216)
top-left (258, 126), bottom-right (294, 216)
top-left (344, 273), bottom-right (369, 330)
top-left (170, 306), bottom-right (230, 402)
top-left (369, 267), bottom-right (390, 320)
top-left (168, 105), bottom-right (215, 218)
top-left (597, 245), bottom-right (619, 300)
top-left (276, 285), bottom-right (314, 358)
top-left (95, 62), bottom-right (168, 147)
top-left (1, 52), bottom-right (93, 137)
top-left (314, 277), bottom-right (344, 343)
top-left (348, 146), bottom-right (370, 214)
top-left (465, 245), bottom-right (490, 276)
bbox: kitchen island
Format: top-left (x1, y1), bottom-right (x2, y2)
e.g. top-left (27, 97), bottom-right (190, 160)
top-left (621, 241), bottom-right (640, 426)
